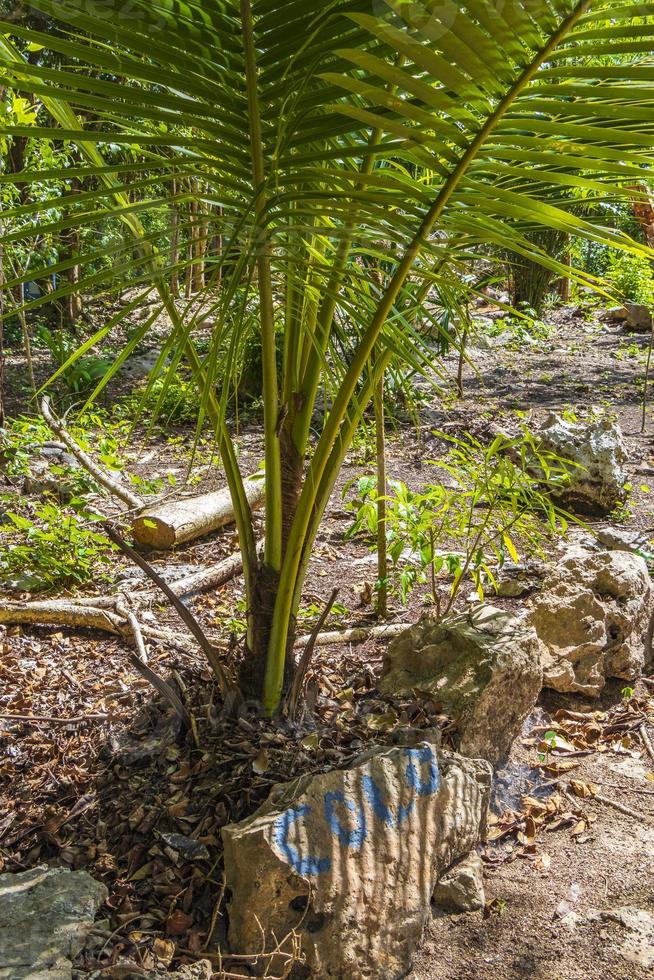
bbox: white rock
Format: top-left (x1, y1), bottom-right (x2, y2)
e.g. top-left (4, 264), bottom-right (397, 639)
top-left (0, 866), bottom-right (107, 979)
top-left (603, 305), bottom-right (629, 323)
top-left (597, 526), bottom-right (653, 556)
top-left (625, 302), bottom-right (653, 333)
top-left (433, 852), bottom-right (485, 912)
top-left (378, 605), bottom-right (543, 765)
top-left (535, 412), bottom-right (628, 515)
top-left (526, 547), bottom-right (654, 696)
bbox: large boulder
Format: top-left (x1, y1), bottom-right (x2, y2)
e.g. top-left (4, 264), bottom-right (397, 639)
top-left (0, 866), bottom-right (107, 979)
top-left (526, 546), bottom-right (654, 696)
top-left (378, 605), bottom-right (542, 765)
top-left (535, 412), bottom-right (628, 515)
top-left (222, 741), bottom-right (491, 980)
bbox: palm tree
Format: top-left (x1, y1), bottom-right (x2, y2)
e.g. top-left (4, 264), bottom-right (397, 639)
top-left (2, 0), bottom-right (654, 713)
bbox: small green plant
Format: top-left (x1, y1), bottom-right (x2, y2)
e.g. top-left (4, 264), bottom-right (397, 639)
top-left (344, 431), bottom-right (574, 611)
top-left (621, 686), bottom-right (635, 700)
top-left (0, 503), bottom-right (115, 592)
top-left (0, 414), bottom-right (127, 490)
top-left (614, 341), bottom-right (644, 362)
top-left (349, 422), bottom-right (377, 465)
top-left (118, 375), bottom-right (202, 425)
top-left (487, 305), bottom-right (553, 350)
top-left (36, 326), bottom-right (112, 395)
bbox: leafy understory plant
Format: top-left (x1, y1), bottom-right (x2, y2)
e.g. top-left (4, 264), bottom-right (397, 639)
top-left (0, 503), bottom-right (115, 591)
top-left (344, 431), bottom-right (574, 612)
top-left (3, 1), bottom-right (654, 712)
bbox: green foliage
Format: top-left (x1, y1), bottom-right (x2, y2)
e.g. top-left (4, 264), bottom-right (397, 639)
top-left (605, 250), bottom-right (654, 308)
top-left (1, 412), bottom-right (128, 486)
top-left (486, 306), bottom-right (553, 350)
top-left (344, 431), bottom-right (574, 609)
top-left (0, 502), bottom-right (115, 592)
top-left (118, 375), bottom-right (202, 425)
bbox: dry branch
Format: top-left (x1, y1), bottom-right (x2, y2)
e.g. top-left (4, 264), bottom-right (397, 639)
top-left (0, 599), bottom-right (125, 634)
top-left (104, 526), bottom-right (234, 699)
top-left (40, 396), bottom-right (143, 510)
top-left (639, 723), bottom-right (654, 769)
top-left (292, 622), bottom-right (408, 649)
top-left (287, 588), bottom-right (339, 722)
top-left (593, 791), bottom-right (652, 823)
top-left (132, 476), bottom-right (265, 550)
top-left (0, 712), bottom-right (109, 725)
top-left (150, 549), bottom-right (246, 598)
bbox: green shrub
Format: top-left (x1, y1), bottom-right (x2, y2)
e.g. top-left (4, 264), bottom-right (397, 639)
top-left (605, 250), bottom-right (654, 307)
top-left (0, 502), bottom-right (115, 592)
top-left (343, 430), bottom-right (574, 609)
top-left (36, 325), bottom-right (113, 395)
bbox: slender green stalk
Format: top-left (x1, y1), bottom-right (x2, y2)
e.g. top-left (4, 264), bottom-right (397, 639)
top-left (240, 0), bottom-right (282, 572)
top-left (373, 363), bottom-right (388, 618)
top-left (642, 323), bottom-right (654, 434)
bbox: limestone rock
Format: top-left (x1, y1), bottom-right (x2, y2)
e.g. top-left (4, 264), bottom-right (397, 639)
top-left (432, 852), bottom-right (485, 912)
top-left (527, 547), bottom-right (654, 696)
top-left (535, 413), bottom-right (628, 515)
top-left (625, 302), bottom-right (653, 333)
top-left (223, 742), bottom-right (491, 980)
top-left (0, 865), bottom-right (107, 979)
top-left (378, 605), bottom-right (542, 765)
top-left (597, 526), bottom-right (653, 557)
top-left (603, 305), bottom-right (629, 323)
top-left (493, 561), bottom-right (544, 598)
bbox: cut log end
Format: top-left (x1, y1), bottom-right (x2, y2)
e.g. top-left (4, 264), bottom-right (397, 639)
top-left (131, 515), bottom-right (176, 550)
top-left (131, 477), bottom-right (265, 551)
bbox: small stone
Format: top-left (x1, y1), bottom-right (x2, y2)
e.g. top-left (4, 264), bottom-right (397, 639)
top-left (493, 561), bottom-right (544, 598)
top-left (159, 833), bottom-right (210, 862)
top-left (433, 853), bottom-right (485, 912)
top-left (597, 526), bottom-right (653, 556)
top-left (378, 605), bottom-right (542, 765)
top-left (168, 961), bottom-right (214, 979)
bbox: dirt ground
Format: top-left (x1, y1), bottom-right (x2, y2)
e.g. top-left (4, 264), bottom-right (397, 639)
top-left (2, 303), bottom-right (654, 978)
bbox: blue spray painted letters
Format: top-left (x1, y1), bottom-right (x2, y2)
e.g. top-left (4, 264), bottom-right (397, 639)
top-left (273, 804), bottom-right (331, 876)
top-left (324, 791), bottom-right (367, 848)
top-left (273, 745), bottom-right (440, 876)
top-left (405, 745), bottom-right (440, 797)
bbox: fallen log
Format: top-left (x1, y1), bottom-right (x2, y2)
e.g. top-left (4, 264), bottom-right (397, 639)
top-left (161, 549), bottom-right (245, 597)
top-left (132, 477), bottom-right (265, 550)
